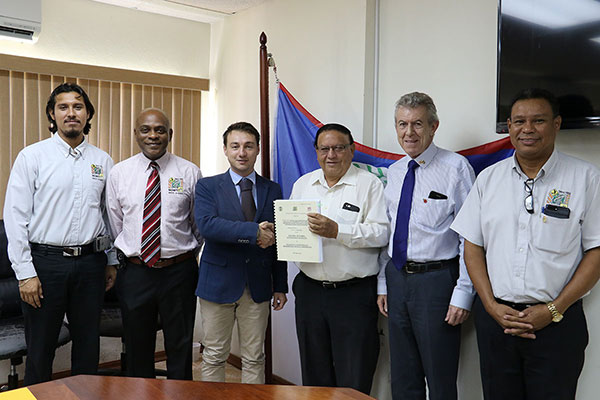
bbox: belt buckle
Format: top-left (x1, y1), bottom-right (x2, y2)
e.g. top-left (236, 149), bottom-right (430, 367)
top-left (405, 262), bottom-right (417, 274)
top-left (322, 281), bottom-right (336, 289)
top-left (63, 247), bottom-right (81, 257)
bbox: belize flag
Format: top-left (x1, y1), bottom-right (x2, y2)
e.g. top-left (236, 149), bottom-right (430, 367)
top-left (274, 83), bottom-right (514, 198)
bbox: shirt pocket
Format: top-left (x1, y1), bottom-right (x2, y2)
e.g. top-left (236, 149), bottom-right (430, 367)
top-left (86, 176), bottom-right (106, 210)
top-left (414, 198), bottom-right (452, 230)
top-left (533, 214), bottom-right (579, 254)
top-left (337, 207), bottom-right (360, 225)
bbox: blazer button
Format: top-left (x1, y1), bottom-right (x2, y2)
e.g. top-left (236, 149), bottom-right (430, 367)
top-left (245, 259), bottom-right (250, 263)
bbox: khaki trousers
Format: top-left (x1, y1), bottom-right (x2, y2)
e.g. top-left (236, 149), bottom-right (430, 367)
top-left (199, 288), bottom-right (270, 384)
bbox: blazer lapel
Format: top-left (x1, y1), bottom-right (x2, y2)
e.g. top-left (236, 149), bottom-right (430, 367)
top-left (219, 172), bottom-right (246, 221)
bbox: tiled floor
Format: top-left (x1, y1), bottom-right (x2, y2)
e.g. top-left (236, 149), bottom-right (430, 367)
top-left (155, 354), bottom-right (242, 383)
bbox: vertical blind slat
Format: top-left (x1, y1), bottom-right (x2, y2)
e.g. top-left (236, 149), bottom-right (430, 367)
top-left (0, 68), bottom-right (203, 219)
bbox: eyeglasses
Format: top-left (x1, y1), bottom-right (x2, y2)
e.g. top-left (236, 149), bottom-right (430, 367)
top-left (524, 178), bottom-right (534, 214)
top-left (316, 144), bottom-right (351, 155)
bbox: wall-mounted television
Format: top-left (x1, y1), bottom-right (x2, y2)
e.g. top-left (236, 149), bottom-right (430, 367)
top-left (496, 0), bottom-right (600, 133)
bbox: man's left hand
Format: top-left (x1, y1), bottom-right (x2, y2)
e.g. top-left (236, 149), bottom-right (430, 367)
top-left (307, 213), bottom-right (338, 238)
top-left (503, 303), bottom-right (552, 337)
top-left (445, 305), bottom-right (470, 326)
top-left (272, 292), bottom-right (287, 311)
top-left (105, 265), bottom-right (117, 291)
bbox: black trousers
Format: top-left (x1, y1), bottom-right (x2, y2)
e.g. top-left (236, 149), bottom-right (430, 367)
top-left (23, 249), bottom-right (106, 385)
top-left (473, 296), bottom-right (588, 400)
top-left (385, 259), bottom-right (461, 400)
top-left (116, 258), bottom-right (198, 380)
top-left (293, 272), bottom-right (379, 395)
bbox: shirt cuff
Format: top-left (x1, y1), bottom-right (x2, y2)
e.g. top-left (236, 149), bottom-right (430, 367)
top-left (335, 223), bottom-right (353, 245)
top-left (377, 275), bottom-right (387, 295)
top-left (449, 287), bottom-right (475, 311)
top-left (106, 249), bottom-right (118, 266)
top-left (12, 263), bottom-right (37, 281)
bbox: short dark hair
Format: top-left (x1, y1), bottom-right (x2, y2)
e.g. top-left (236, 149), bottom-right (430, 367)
top-left (314, 123), bottom-right (354, 148)
top-left (46, 82), bottom-right (95, 134)
top-left (223, 122), bottom-right (260, 146)
top-left (509, 88), bottom-right (560, 118)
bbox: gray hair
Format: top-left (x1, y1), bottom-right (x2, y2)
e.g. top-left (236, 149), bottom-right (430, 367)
top-left (394, 92), bottom-right (439, 125)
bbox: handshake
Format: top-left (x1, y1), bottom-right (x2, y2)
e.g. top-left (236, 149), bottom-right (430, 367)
top-left (256, 221), bottom-right (276, 249)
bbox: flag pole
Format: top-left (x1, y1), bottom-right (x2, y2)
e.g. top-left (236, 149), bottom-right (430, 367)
top-left (259, 31), bottom-right (274, 384)
top-left (259, 32), bottom-right (271, 179)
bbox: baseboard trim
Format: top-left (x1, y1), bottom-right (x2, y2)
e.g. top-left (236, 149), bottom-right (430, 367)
top-left (226, 354), bottom-right (294, 386)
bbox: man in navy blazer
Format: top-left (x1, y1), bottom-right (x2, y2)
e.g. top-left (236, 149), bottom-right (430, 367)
top-left (195, 122), bottom-right (288, 384)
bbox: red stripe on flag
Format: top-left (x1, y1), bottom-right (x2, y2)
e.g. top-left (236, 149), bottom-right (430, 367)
top-left (280, 84), bottom-right (323, 127)
top-left (354, 142), bottom-right (404, 161)
top-left (458, 136), bottom-right (513, 156)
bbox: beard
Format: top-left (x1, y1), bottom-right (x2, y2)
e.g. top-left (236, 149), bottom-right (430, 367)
top-left (62, 127), bottom-right (84, 138)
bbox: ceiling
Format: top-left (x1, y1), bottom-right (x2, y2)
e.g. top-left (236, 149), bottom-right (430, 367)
top-left (90, 0), bottom-right (268, 22)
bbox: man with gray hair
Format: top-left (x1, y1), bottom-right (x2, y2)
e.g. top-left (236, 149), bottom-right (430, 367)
top-left (106, 108), bottom-right (202, 379)
top-left (377, 92), bottom-right (475, 399)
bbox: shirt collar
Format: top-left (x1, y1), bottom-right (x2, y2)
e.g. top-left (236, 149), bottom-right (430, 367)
top-left (312, 165), bottom-right (358, 188)
top-left (511, 149), bottom-right (558, 182)
top-left (229, 169), bottom-right (256, 186)
top-left (405, 142), bottom-right (438, 169)
top-left (53, 132), bottom-right (88, 159)
top-left (141, 151), bottom-right (170, 171)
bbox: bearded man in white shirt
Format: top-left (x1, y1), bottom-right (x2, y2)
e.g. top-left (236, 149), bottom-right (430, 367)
top-left (377, 92), bottom-right (475, 400)
top-left (290, 123), bottom-right (389, 395)
top-left (4, 82), bottom-right (117, 384)
top-left (106, 108), bottom-right (202, 380)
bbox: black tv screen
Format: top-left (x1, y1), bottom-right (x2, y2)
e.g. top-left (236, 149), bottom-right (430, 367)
top-left (497, 0), bottom-right (600, 133)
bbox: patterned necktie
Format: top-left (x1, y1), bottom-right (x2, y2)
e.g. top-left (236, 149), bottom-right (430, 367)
top-left (240, 178), bottom-right (256, 222)
top-left (141, 161), bottom-right (161, 266)
top-left (392, 160), bottom-right (419, 270)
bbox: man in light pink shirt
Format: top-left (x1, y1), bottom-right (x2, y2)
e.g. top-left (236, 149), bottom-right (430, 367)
top-left (106, 108), bottom-right (202, 379)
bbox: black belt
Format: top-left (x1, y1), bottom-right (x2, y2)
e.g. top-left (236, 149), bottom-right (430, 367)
top-left (301, 271), bottom-right (375, 289)
top-left (127, 250), bottom-right (196, 269)
top-left (30, 242), bottom-right (96, 257)
top-left (404, 256), bottom-right (458, 274)
top-left (495, 298), bottom-right (542, 311)
top-left (495, 297), bottom-right (583, 312)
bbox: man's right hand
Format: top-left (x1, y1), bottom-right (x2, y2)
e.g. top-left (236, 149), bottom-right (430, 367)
top-left (377, 295), bottom-right (388, 317)
top-left (19, 277), bottom-right (43, 308)
top-left (257, 221), bottom-right (275, 248)
top-left (487, 301), bottom-right (535, 339)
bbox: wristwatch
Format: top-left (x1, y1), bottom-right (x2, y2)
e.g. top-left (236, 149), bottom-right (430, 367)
top-left (546, 302), bottom-right (563, 323)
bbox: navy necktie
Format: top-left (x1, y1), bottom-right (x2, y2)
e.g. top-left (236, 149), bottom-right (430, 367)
top-left (392, 160), bottom-right (419, 270)
top-left (240, 178), bottom-right (256, 222)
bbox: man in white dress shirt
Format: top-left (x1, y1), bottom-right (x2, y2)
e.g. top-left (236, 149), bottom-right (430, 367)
top-left (106, 108), bottom-right (202, 379)
top-left (290, 123), bottom-right (389, 394)
top-left (377, 92), bottom-right (475, 400)
top-left (3, 82), bottom-right (117, 384)
top-left (451, 88), bottom-right (600, 399)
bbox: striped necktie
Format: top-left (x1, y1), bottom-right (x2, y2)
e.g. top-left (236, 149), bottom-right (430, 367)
top-left (141, 161), bottom-right (161, 266)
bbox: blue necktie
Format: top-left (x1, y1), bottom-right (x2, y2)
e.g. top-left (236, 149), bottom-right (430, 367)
top-left (392, 160), bottom-right (419, 270)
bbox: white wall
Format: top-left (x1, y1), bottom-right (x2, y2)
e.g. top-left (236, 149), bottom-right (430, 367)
top-left (214, 0), bottom-right (600, 399)
top-left (0, 0), bottom-right (210, 383)
top-left (0, 0), bottom-right (210, 77)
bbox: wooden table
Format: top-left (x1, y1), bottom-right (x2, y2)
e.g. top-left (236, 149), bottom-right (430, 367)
top-left (27, 375), bottom-right (374, 399)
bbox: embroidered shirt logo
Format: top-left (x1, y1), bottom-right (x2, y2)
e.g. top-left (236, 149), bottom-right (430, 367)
top-left (91, 164), bottom-right (104, 180)
top-left (546, 189), bottom-right (571, 207)
top-left (168, 177), bottom-right (184, 194)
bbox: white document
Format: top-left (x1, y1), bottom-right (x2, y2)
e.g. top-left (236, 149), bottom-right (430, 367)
top-left (274, 199), bottom-right (323, 263)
